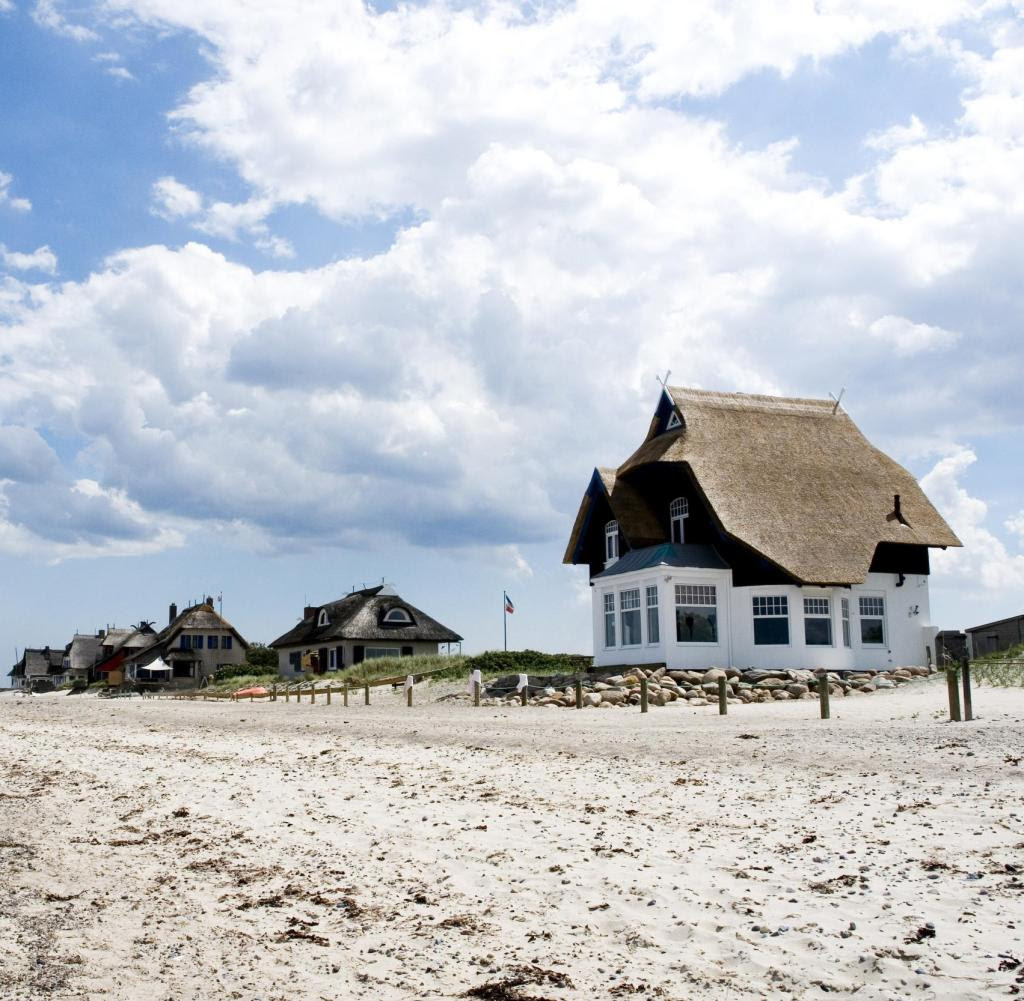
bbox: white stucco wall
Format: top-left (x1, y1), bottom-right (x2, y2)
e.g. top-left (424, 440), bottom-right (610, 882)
top-left (593, 567), bottom-right (936, 671)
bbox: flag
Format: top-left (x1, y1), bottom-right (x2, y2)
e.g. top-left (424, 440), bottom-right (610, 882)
top-left (504, 592), bottom-right (515, 614)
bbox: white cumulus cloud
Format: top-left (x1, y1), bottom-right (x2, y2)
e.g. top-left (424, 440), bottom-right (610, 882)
top-left (1, 245), bottom-right (58, 274)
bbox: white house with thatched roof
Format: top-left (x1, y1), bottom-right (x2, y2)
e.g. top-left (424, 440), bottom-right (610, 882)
top-left (564, 387), bottom-right (961, 672)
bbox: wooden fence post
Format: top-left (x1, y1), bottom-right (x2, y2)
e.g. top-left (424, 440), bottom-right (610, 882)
top-left (326, 686), bottom-right (332, 706)
top-left (718, 676), bottom-right (728, 715)
top-left (946, 667), bottom-right (962, 722)
top-left (310, 685), bottom-right (316, 704)
top-left (343, 684), bottom-right (349, 707)
top-left (271, 684), bottom-right (277, 702)
top-left (364, 684), bottom-right (370, 706)
top-left (285, 686), bottom-right (290, 703)
top-left (640, 676), bottom-right (649, 713)
top-left (407, 684), bottom-right (413, 708)
top-left (473, 679), bottom-right (481, 707)
top-left (520, 681), bottom-right (528, 706)
top-left (960, 655), bottom-right (973, 722)
top-left (818, 672), bottom-right (831, 720)
top-left (575, 677), bottom-right (583, 710)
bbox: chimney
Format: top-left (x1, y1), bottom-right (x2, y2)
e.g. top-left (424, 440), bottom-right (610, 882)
top-left (169, 603), bottom-right (178, 625)
top-left (893, 494), bottom-right (901, 518)
top-left (304, 606), bottom-right (317, 621)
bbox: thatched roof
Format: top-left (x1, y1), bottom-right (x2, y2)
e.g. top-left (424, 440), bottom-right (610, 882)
top-left (8, 647), bottom-right (65, 678)
top-left (130, 602), bottom-right (249, 665)
top-left (565, 386), bottom-right (960, 585)
top-left (270, 586), bottom-right (462, 648)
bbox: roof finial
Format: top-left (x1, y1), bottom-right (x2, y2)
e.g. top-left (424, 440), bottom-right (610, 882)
top-left (829, 387), bottom-right (845, 415)
top-left (656, 369), bottom-right (672, 392)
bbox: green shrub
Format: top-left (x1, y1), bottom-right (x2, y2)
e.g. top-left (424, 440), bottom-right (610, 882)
top-left (245, 643), bottom-right (279, 672)
top-left (463, 649), bottom-right (591, 676)
top-left (213, 662), bottom-right (266, 682)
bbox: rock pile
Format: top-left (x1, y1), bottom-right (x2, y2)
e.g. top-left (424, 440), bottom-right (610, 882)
top-left (471, 665), bottom-right (936, 709)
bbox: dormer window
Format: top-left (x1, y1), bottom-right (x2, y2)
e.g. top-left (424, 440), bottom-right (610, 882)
top-left (669, 497), bottom-right (688, 543)
top-left (605, 520), bottom-right (619, 566)
top-left (317, 609), bottom-right (329, 627)
top-left (383, 608), bottom-right (413, 625)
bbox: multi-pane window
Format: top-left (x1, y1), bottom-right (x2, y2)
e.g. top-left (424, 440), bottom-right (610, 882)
top-left (803, 597), bottom-right (833, 646)
top-left (223, 635), bottom-right (233, 650)
top-left (753, 595), bottom-right (789, 645)
top-left (605, 520), bottom-right (619, 564)
top-left (192, 635), bottom-right (204, 650)
top-left (669, 497), bottom-right (689, 544)
top-left (207, 635), bottom-right (219, 650)
top-left (620, 588), bottom-right (642, 646)
top-left (603, 593), bottom-right (616, 647)
top-left (289, 651), bottom-right (301, 672)
top-left (179, 635), bottom-right (189, 649)
top-left (365, 647), bottom-right (401, 659)
top-left (841, 597), bottom-right (851, 647)
top-left (859, 596), bottom-right (886, 645)
top-left (646, 586), bottom-right (660, 644)
top-left (675, 584), bottom-right (718, 643)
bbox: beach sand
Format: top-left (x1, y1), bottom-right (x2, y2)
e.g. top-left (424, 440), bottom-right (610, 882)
top-left (1, 678), bottom-right (1022, 1000)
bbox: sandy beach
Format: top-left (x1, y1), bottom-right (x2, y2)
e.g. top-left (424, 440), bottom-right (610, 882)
top-left (1, 679), bottom-right (1022, 1000)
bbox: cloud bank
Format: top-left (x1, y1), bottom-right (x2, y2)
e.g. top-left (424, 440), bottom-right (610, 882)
top-left (5, 1), bottom-right (1023, 595)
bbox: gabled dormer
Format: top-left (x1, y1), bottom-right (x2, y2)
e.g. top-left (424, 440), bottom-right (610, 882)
top-left (650, 389), bottom-right (684, 437)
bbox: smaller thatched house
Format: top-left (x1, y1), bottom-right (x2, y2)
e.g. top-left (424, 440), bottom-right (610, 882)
top-left (7, 647), bottom-right (66, 691)
top-left (121, 600), bottom-right (249, 687)
top-left (565, 386), bottom-right (961, 672)
top-left (269, 585), bottom-right (462, 677)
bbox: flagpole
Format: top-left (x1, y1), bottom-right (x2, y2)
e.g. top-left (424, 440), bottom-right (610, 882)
top-left (503, 592), bottom-right (507, 652)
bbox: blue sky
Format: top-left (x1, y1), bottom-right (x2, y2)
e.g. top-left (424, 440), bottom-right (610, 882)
top-left (2, 0), bottom-right (1024, 677)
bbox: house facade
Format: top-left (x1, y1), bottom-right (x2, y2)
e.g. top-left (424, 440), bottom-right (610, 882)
top-left (269, 585), bottom-right (462, 678)
top-left (122, 601), bottom-right (249, 686)
top-left (565, 387), bottom-right (961, 672)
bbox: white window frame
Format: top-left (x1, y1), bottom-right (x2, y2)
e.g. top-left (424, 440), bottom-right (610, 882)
top-left (604, 520), bottom-right (619, 566)
top-left (858, 595), bottom-right (887, 647)
top-left (365, 647), bottom-right (401, 660)
top-left (645, 584), bottom-right (660, 646)
top-left (317, 609), bottom-right (329, 627)
top-left (619, 587), bottom-right (642, 647)
top-left (674, 583), bottom-right (719, 646)
top-left (752, 594), bottom-right (790, 646)
top-left (603, 592), bottom-right (616, 648)
top-left (802, 595), bottom-right (834, 647)
top-left (841, 597), bottom-right (851, 648)
top-left (383, 608), bottom-right (413, 624)
top-left (329, 648), bottom-right (337, 670)
top-left (669, 497), bottom-right (689, 544)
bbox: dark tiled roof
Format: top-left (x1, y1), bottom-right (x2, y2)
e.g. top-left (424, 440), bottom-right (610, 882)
top-left (270, 587), bottom-right (462, 648)
top-left (593, 542), bottom-right (729, 579)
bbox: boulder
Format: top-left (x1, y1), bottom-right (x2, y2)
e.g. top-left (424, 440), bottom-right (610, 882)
top-left (754, 678), bottom-right (788, 690)
top-left (583, 693), bottom-right (602, 708)
top-left (785, 683), bottom-right (809, 697)
top-left (601, 689), bottom-right (627, 705)
top-left (702, 668), bottom-right (727, 683)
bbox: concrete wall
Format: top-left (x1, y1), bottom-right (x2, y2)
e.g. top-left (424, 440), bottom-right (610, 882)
top-left (275, 640), bottom-right (442, 678)
top-left (593, 568), bottom-right (936, 671)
